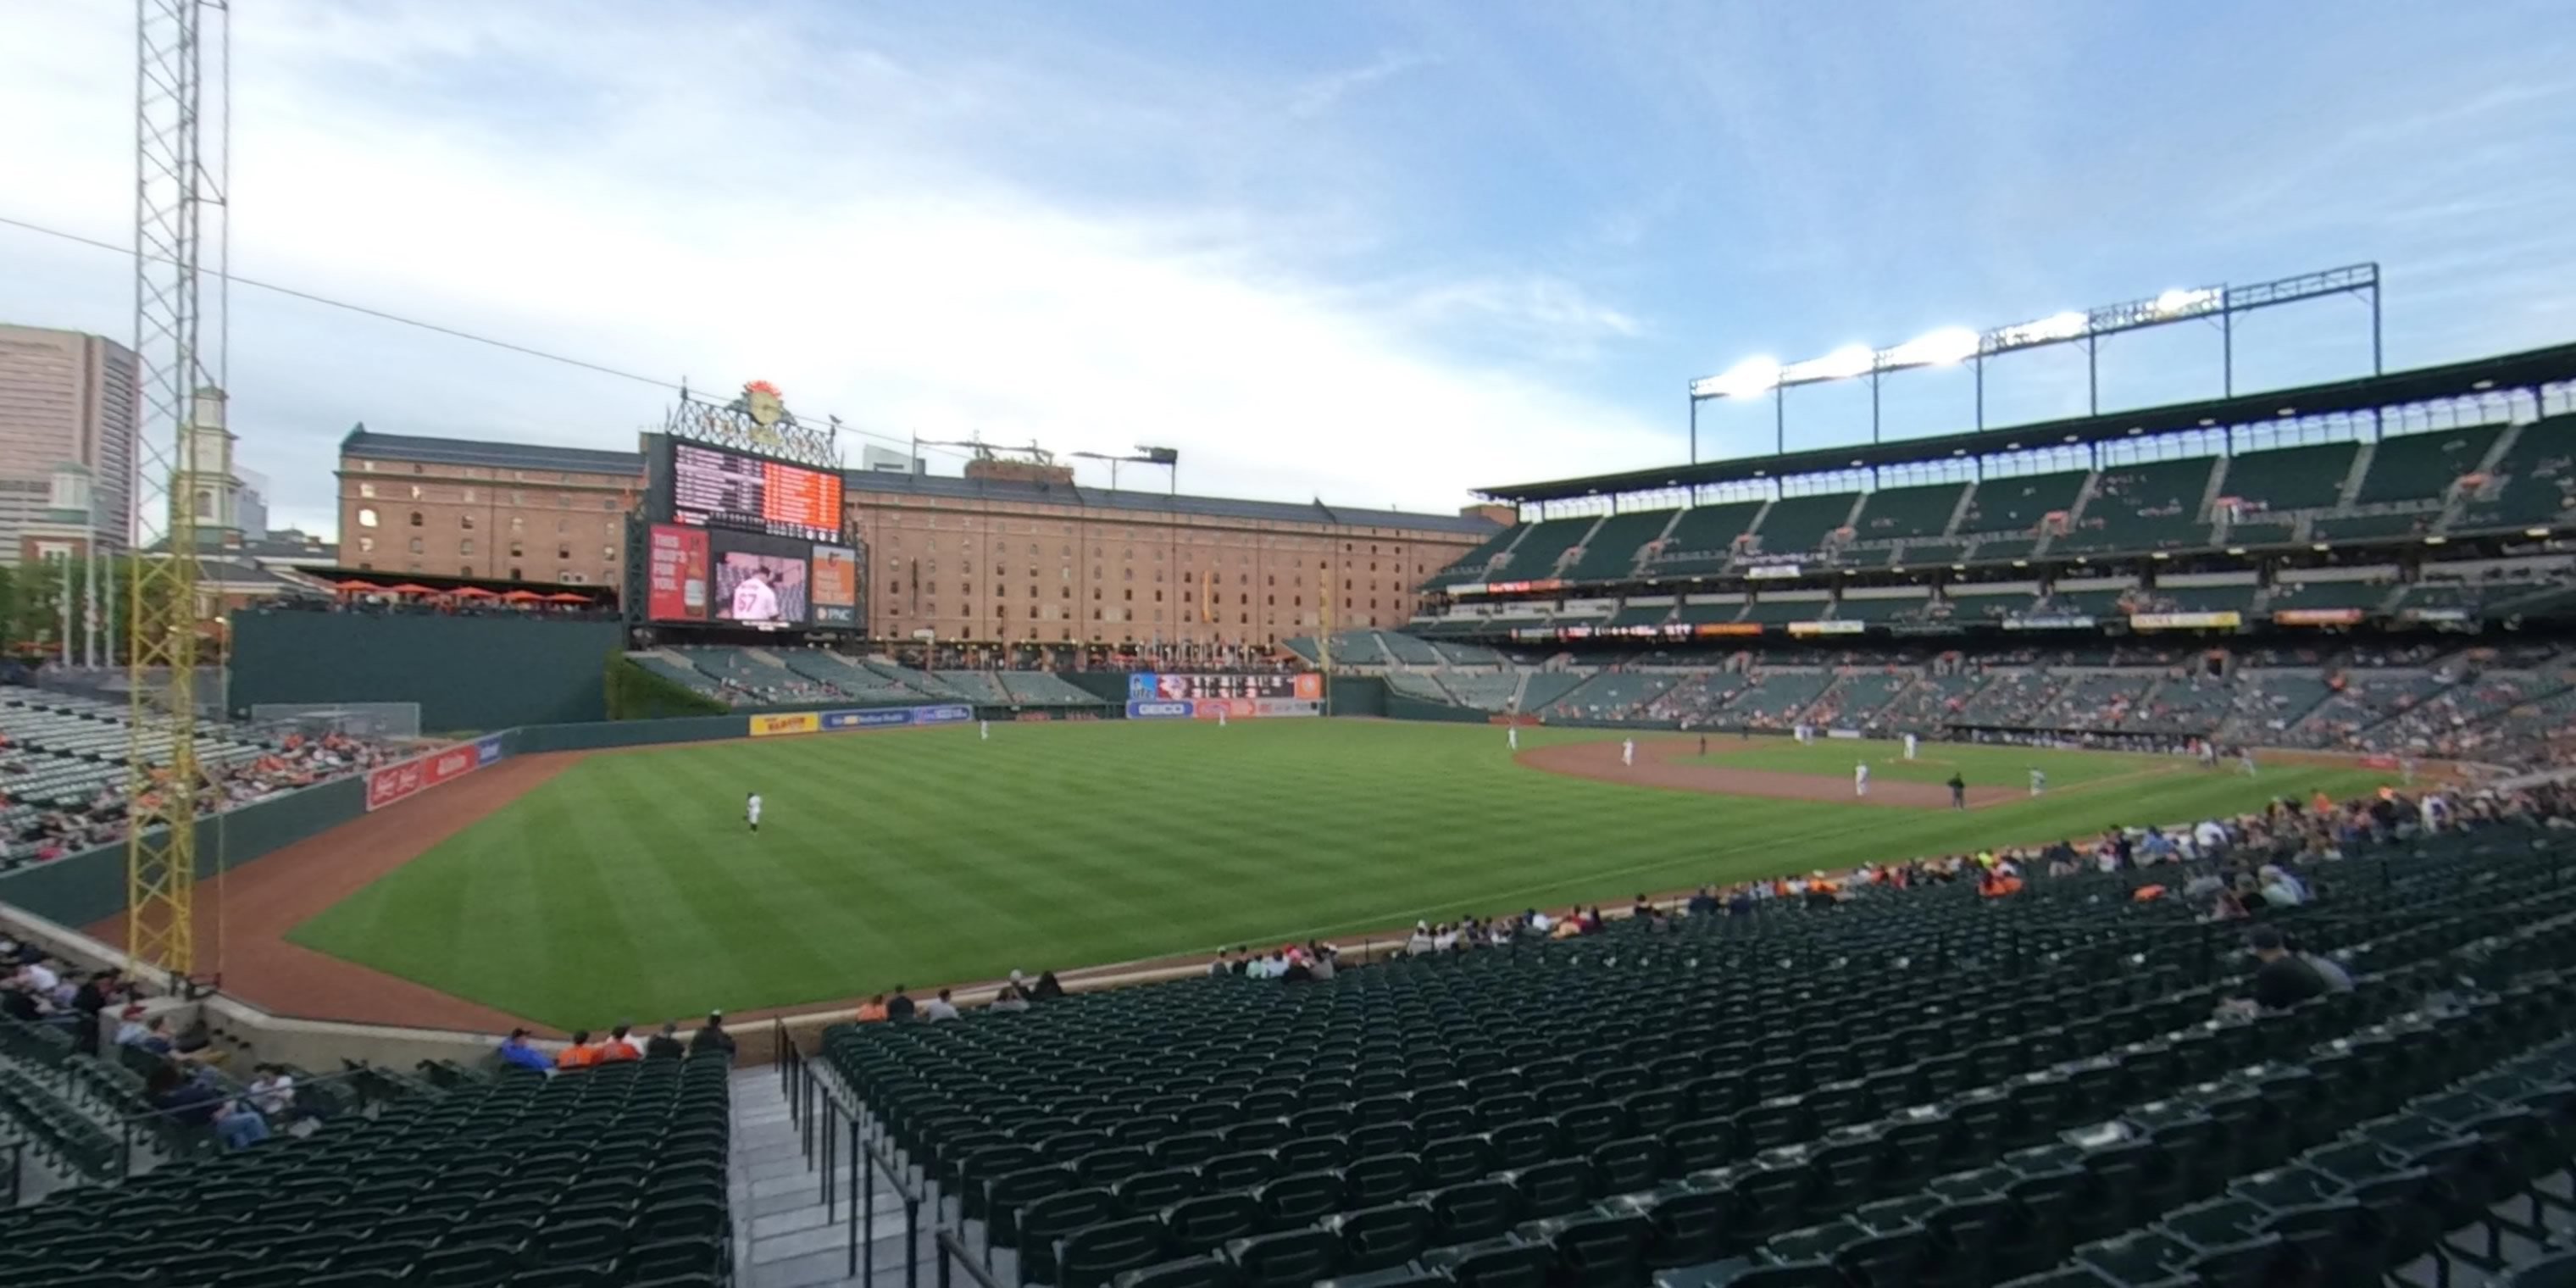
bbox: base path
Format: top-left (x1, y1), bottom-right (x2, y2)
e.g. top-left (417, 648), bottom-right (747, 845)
top-left (86, 752), bottom-right (583, 1035)
top-left (1518, 737), bottom-right (2023, 809)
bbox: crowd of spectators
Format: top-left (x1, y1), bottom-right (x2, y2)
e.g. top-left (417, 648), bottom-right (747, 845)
top-left (3, 729), bottom-right (407, 864)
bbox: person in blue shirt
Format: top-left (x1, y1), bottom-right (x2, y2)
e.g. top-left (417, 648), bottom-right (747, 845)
top-left (497, 1028), bottom-right (552, 1074)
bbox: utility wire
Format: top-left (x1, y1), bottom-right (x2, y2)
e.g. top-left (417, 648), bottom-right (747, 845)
top-left (0, 212), bottom-right (971, 463)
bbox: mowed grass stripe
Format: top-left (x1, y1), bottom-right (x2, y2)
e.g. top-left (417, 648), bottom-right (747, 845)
top-left (286, 720), bottom-right (2398, 1030)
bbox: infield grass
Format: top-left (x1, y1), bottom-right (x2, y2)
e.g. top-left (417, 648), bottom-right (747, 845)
top-left (288, 720), bottom-right (2392, 1029)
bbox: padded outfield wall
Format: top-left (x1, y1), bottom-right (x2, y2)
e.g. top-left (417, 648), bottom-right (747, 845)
top-left (230, 612), bottom-right (626, 732)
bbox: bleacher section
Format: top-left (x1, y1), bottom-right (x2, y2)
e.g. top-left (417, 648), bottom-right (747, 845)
top-left (2056, 457), bottom-right (2216, 556)
top-left (2359, 423), bottom-right (2512, 505)
top-left (1646, 503), bottom-right (1765, 575)
top-left (1516, 674), bottom-right (1586, 714)
top-left (1485, 516), bottom-right (1597, 582)
top-left (2218, 440), bottom-right (2359, 514)
top-left (936, 671), bottom-right (1016, 704)
top-left (1723, 672), bottom-right (1835, 730)
top-left (826, 823), bottom-right (2576, 1288)
top-left (0, 1056), bottom-right (729, 1286)
top-left (1000, 672), bottom-right (1103, 707)
top-left (1957, 471), bottom-right (2087, 537)
top-left (1423, 525), bottom-right (1527, 589)
top-left (1563, 512), bottom-right (1675, 583)
top-left (1850, 482), bottom-right (1967, 543)
top-left (1752, 492), bottom-right (1858, 558)
top-left (1541, 674), bottom-right (1681, 723)
top-left (1439, 673), bottom-right (1524, 713)
top-left (2453, 414), bottom-right (2576, 533)
top-left (0, 691), bottom-right (383, 869)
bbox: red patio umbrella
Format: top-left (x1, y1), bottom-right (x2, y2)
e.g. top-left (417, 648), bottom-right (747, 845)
top-left (330, 579), bottom-right (380, 592)
top-left (384, 583), bottom-right (439, 596)
top-left (450, 586), bottom-right (499, 598)
top-left (542, 592), bottom-right (592, 603)
top-left (498, 590), bottom-right (545, 602)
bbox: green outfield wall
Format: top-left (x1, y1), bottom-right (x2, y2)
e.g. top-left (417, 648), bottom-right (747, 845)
top-left (230, 612), bottom-right (626, 732)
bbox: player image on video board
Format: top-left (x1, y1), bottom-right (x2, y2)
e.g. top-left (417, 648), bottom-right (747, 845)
top-left (712, 534), bottom-right (810, 625)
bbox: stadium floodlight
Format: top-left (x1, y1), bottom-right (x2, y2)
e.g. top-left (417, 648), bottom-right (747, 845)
top-left (1782, 345), bottom-right (1876, 385)
top-left (1690, 356), bottom-right (1783, 400)
top-left (1987, 310), bottom-right (2090, 352)
top-left (1880, 327), bottom-right (1979, 370)
top-left (1682, 264), bottom-right (2381, 464)
top-left (2152, 286), bottom-right (2222, 318)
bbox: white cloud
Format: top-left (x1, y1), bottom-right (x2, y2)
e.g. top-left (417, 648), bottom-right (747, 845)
top-left (0, 3), bottom-right (1660, 535)
top-left (1287, 51), bottom-right (1438, 119)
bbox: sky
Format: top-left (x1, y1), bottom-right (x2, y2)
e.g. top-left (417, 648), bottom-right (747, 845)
top-left (3, 0), bottom-right (2573, 537)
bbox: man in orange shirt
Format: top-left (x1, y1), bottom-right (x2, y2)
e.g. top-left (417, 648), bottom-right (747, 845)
top-left (856, 996), bottom-right (890, 1023)
top-left (555, 1030), bottom-right (601, 1069)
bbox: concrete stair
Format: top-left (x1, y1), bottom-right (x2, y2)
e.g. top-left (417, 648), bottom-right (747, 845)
top-left (730, 1064), bottom-right (941, 1288)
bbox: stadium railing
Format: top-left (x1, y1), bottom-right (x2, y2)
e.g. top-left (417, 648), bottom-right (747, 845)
top-left (776, 1015), bottom-right (930, 1286)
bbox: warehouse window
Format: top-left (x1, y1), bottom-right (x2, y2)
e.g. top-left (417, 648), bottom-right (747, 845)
top-left (357, 508), bottom-right (379, 529)
top-left (408, 537), bottom-right (424, 554)
top-left (408, 511), bottom-right (422, 527)
top-left (460, 539), bottom-right (475, 555)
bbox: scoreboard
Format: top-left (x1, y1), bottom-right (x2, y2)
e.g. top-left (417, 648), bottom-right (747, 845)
top-left (665, 441), bottom-right (844, 544)
top-left (1135, 673), bottom-right (1324, 702)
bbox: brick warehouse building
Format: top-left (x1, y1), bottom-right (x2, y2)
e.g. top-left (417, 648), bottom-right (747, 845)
top-left (337, 428), bottom-right (1504, 647)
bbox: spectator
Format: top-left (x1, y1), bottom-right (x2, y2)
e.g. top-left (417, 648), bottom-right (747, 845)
top-left (497, 1028), bottom-right (551, 1073)
top-left (920, 989), bottom-right (960, 1022)
top-left (247, 1063), bottom-right (297, 1121)
top-left (70, 969), bottom-right (118, 1055)
top-left (2240, 927), bottom-right (2329, 1012)
top-left (642, 1021), bottom-right (683, 1058)
top-left (1032, 971), bottom-right (1064, 1000)
top-left (886, 986), bottom-right (916, 1022)
top-left (989, 985), bottom-right (1030, 1014)
top-left (1208, 951), bottom-right (1233, 977)
top-left (598, 1023), bottom-right (641, 1063)
top-left (555, 1030), bottom-right (601, 1069)
top-left (690, 1011), bottom-right (736, 1058)
top-left (855, 995), bottom-right (890, 1023)
top-left (114, 1004), bottom-right (153, 1048)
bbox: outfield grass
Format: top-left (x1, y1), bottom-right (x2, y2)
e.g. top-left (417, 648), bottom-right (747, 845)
top-left (288, 721), bottom-right (2393, 1029)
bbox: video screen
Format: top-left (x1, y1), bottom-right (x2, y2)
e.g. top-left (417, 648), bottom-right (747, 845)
top-left (645, 525), bottom-right (712, 622)
top-left (713, 536), bottom-right (811, 625)
top-left (810, 545), bottom-right (859, 626)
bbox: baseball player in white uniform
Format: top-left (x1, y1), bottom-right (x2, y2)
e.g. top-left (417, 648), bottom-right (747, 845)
top-left (1621, 738), bottom-right (1635, 767)
top-left (1507, 725), bottom-right (1518, 752)
top-left (745, 791), bottom-right (763, 834)
top-left (980, 719), bottom-right (990, 741)
top-left (1853, 763), bottom-right (1869, 797)
top-left (1903, 733), bottom-right (1918, 760)
top-left (2029, 769), bottom-right (2046, 797)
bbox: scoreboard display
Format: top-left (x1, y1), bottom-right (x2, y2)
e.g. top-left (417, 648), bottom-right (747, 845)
top-left (665, 441), bottom-right (844, 544)
top-left (1142, 674), bottom-right (1319, 701)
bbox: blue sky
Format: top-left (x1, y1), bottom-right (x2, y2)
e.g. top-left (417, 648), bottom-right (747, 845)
top-left (4, 0), bottom-right (2573, 534)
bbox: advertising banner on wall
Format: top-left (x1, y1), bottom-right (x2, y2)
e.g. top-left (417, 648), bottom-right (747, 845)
top-left (1787, 620), bottom-right (1863, 636)
top-left (1127, 699), bottom-right (1196, 719)
top-left (646, 525), bottom-right (711, 622)
top-left (2273, 608), bottom-right (2365, 626)
top-left (748, 712), bottom-right (822, 737)
top-left (364, 741), bottom-right (486, 812)
top-left (810, 545), bottom-right (859, 626)
top-left (2004, 615), bottom-right (2097, 630)
top-left (2130, 611), bottom-right (2244, 630)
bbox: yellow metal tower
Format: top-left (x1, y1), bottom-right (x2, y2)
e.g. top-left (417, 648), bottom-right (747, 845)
top-left (126, 0), bottom-right (226, 980)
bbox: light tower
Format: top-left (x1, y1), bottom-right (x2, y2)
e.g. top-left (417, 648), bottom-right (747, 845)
top-left (127, 0), bottom-right (227, 980)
